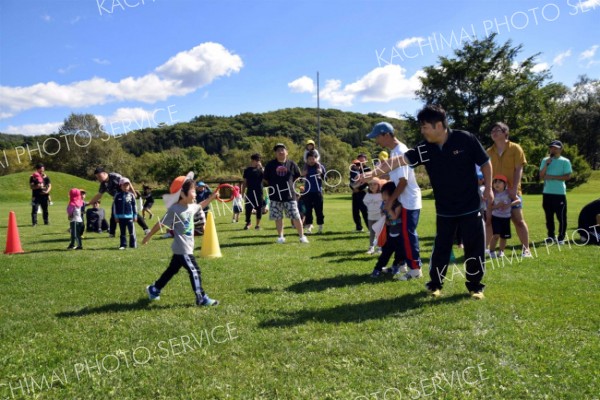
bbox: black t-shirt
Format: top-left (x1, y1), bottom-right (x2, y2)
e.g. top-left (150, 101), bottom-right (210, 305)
top-left (263, 159), bottom-right (301, 202)
top-left (578, 199), bottom-right (600, 231)
top-left (243, 166), bottom-right (264, 192)
top-left (30, 175), bottom-right (51, 197)
top-left (404, 129), bottom-right (489, 217)
top-left (350, 164), bottom-right (371, 192)
top-left (98, 172), bottom-right (123, 197)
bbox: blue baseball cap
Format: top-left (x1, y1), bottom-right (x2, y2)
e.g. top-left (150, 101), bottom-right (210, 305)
top-left (196, 181), bottom-right (207, 187)
top-left (367, 122), bottom-right (394, 139)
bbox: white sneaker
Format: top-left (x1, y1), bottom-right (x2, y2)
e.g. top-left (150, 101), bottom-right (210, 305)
top-left (119, 246), bottom-right (126, 250)
top-left (144, 229), bottom-right (150, 235)
top-left (521, 249), bottom-right (533, 258)
top-left (396, 269), bottom-right (423, 281)
top-left (366, 246), bottom-right (375, 255)
top-left (399, 264), bottom-right (409, 274)
top-left (497, 250), bottom-right (505, 258)
top-left (317, 225), bottom-right (323, 234)
top-left (557, 240), bottom-right (566, 245)
top-left (276, 237), bottom-right (286, 244)
top-left (299, 236), bottom-right (309, 244)
top-left (375, 247), bottom-right (382, 254)
top-left (490, 251), bottom-right (498, 259)
top-left (305, 225), bottom-right (313, 235)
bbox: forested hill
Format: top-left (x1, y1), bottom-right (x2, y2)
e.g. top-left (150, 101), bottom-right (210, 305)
top-left (117, 108), bottom-right (407, 156)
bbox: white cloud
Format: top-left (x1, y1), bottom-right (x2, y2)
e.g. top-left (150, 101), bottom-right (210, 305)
top-left (320, 80), bottom-right (355, 106)
top-left (58, 64), bottom-right (78, 74)
top-left (0, 42), bottom-right (243, 120)
top-left (553, 50), bottom-right (572, 66)
top-left (396, 37), bottom-right (424, 49)
top-left (41, 15), bottom-right (51, 22)
top-left (301, 65), bottom-right (423, 107)
top-left (4, 122), bottom-right (62, 136)
top-left (579, 0), bottom-right (600, 9)
top-left (288, 76), bottom-right (315, 93)
top-left (4, 106), bottom-right (172, 136)
top-left (344, 65), bottom-right (423, 103)
top-left (376, 110), bottom-right (402, 119)
top-left (92, 58), bottom-right (111, 65)
top-left (532, 62), bottom-right (549, 73)
top-left (579, 45), bottom-right (599, 60)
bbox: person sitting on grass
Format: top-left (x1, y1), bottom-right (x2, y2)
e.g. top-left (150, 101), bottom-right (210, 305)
top-left (370, 181), bottom-right (406, 278)
top-left (143, 172), bottom-right (219, 307)
top-left (86, 201), bottom-right (108, 233)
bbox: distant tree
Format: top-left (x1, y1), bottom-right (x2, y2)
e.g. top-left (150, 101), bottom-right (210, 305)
top-left (415, 33), bottom-right (563, 146)
top-left (33, 113), bottom-right (136, 179)
top-left (560, 76), bottom-right (600, 169)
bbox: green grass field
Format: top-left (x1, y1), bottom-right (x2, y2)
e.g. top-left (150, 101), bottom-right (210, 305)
top-left (0, 172), bottom-right (599, 399)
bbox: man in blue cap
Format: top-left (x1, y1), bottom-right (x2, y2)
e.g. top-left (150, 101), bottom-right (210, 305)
top-left (366, 121), bottom-right (424, 281)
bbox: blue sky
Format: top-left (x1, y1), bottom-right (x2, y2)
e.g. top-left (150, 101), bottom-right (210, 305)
top-left (0, 0), bottom-right (599, 136)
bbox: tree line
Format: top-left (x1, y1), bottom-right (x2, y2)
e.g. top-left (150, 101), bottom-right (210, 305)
top-left (1, 34), bottom-right (597, 191)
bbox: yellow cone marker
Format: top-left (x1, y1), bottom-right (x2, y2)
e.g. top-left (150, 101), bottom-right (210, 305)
top-left (200, 211), bottom-right (222, 258)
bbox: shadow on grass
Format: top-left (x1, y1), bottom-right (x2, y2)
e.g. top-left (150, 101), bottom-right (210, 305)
top-left (246, 287), bottom-right (277, 294)
top-left (220, 241), bottom-right (275, 248)
top-left (55, 298), bottom-right (187, 317)
top-left (285, 273), bottom-right (378, 293)
top-left (259, 293), bottom-right (466, 327)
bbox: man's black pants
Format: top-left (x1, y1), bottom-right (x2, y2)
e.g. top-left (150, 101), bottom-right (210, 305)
top-left (352, 191), bottom-right (368, 231)
top-left (428, 212), bottom-right (486, 292)
top-left (543, 194), bottom-right (567, 241)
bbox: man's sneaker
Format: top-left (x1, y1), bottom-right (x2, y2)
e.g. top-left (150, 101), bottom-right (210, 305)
top-left (74, 246), bottom-right (83, 250)
top-left (370, 269), bottom-right (382, 278)
top-left (67, 245), bottom-right (75, 250)
top-left (470, 290), bottom-right (485, 300)
top-left (317, 225), bottom-right (323, 234)
top-left (490, 251), bottom-right (498, 259)
top-left (119, 246), bottom-right (126, 250)
top-left (382, 266), bottom-right (397, 275)
top-left (198, 295), bottom-right (219, 306)
top-left (557, 240), bottom-right (566, 245)
top-left (396, 268), bottom-right (423, 281)
top-left (497, 250), bottom-right (505, 258)
top-left (399, 264), bottom-right (409, 274)
top-left (355, 228), bottom-right (365, 233)
top-left (425, 282), bottom-right (442, 297)
top-left (305, 225), bottom-right (313, 234)
top-left (254, 225), bottom-right (261, 230)
top-left (375, 247), bottom-right (382, 254)
top-left (521, 248), bottom-right (533, 258)
top-left (146, 285), bottom-right (160, 301)
top-left (276, 237), bottom-right (286, 244)
top-left (366, 246), bottom-right (375, 255)
top-left (49, 202), bottom-right (54, 206)
top-left (244, 224), bottom-right (250, 230)
top-left (299, 236), bottom-right (309, 244)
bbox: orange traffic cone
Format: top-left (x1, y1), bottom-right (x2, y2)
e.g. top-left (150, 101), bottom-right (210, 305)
top-left (4, 211), bottom-right (24, 254)
top-left (200, 211), bottom-right (222, 258)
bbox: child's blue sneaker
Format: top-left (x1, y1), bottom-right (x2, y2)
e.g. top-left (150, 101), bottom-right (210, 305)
top-left (146, 285), bottom-right (160, 301)
top-left (370, 269), bottom-right (382, 278)
top-left (198, 294), bottom-right (219, 307)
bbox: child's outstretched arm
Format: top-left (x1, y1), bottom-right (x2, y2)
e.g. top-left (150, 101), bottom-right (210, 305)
top-left (198, 191), bottom-right (218, 209)
top-left (142, 221), bottom-right (162, 245)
